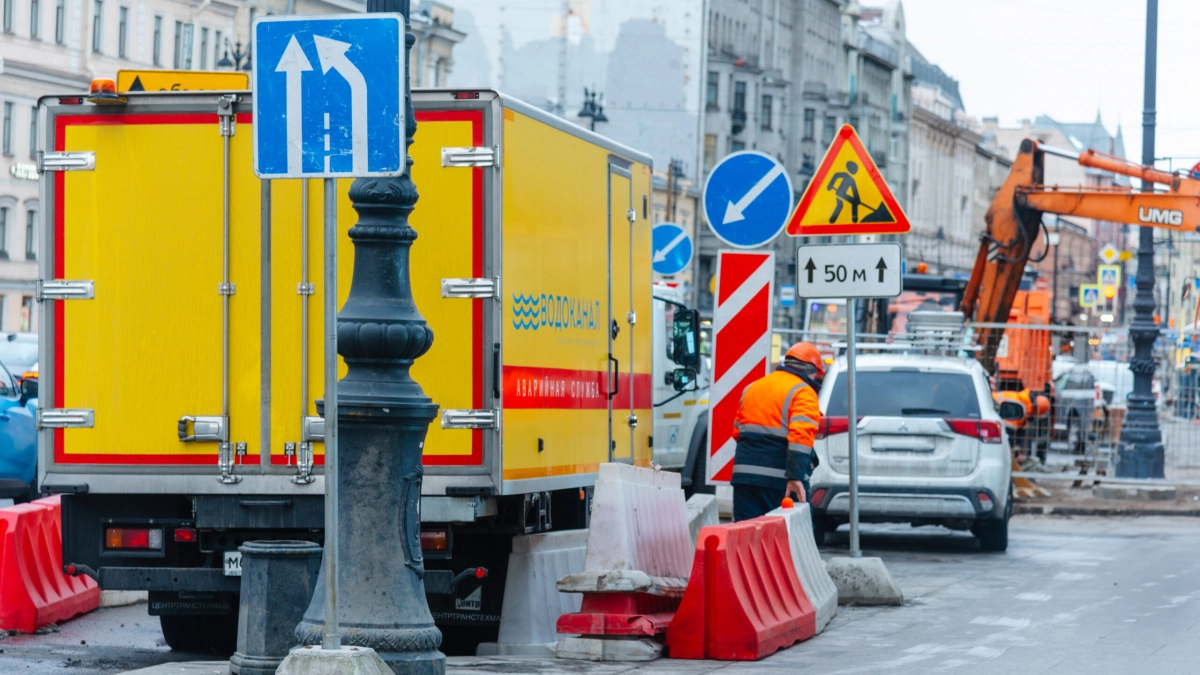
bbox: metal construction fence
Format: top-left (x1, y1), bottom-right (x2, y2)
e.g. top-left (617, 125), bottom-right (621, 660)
top-left (770, 321), bottom-right (1200, 481)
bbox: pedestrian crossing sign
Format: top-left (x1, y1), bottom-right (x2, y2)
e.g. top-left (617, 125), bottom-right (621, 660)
top-left (786, 124), bottom-right (911, 236)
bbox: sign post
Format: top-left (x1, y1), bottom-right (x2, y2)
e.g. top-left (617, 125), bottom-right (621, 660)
top-left (789, 125), bottom-right (909, 561)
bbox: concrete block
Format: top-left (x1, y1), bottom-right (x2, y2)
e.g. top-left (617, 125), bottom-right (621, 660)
top-left (1093, 485), bottom-right (1140, 500)
top-left (100, 590), bottom-right (147, 608)
top-left (685, 494), bottom-right (718, 550)
top-left (1138, 486), bottom-right (1177, 501)
top-left (826, 556), bottom-right (903, 606)
top-left (476, 529), bottom-right (587, 657)
top-left (555, 636), bottom-right (662, 661)
top-left (766, 504), bottom-right (839, 632)
top-left (275, 646), bottom-right (391, 675)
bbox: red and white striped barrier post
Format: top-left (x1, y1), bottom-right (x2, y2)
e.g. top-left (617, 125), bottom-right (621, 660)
top-left (706, 251), bottom-right (776, 485)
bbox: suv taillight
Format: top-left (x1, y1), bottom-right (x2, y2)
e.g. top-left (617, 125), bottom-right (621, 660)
top-left (945, 419), bottom-right (1003, 444)
top-left (815, 416), bottom-right (849, 439)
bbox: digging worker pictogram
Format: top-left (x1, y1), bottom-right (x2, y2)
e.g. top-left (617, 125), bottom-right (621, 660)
top-left (729, 342), bottom-right (824, 521)
top-left (826, 161), bottom-right (863, 223)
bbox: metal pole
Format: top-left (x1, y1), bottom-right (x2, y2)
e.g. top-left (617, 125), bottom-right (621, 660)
top-left (321, 177), bottom-right (339, 650)
top-left (1118, 0), bottom-right (1164, 478)
top-left (847, 295), bottom-right (860, 558)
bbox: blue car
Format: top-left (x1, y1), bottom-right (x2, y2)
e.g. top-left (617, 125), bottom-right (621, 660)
top-left (0, 362), bottom-right (38, 502)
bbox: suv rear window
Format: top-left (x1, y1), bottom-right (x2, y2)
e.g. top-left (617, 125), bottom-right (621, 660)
top-left (825, 370), bottom-right (981, 418)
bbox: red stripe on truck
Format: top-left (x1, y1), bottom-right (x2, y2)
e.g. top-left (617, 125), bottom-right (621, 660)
top-left (503, 366), bottom-right (652, 410)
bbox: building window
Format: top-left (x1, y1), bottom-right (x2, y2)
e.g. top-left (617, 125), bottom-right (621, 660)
top-left (152, 16), bottom-right (161, 65)
top-left (91, 0), bottom-right (102, 53)
top-left (849, 116), bottom-right (860, 131)
top-left (20, 296), bottom-right (31, 331)
top-left (118, 6), bottom-right (128, 58)
top-left (705, 71), bottom-right (718, 109)
top-left (732, 81), bottom-right (746, 112)
top-left (29, 0), bottom-right (38, 38)
top-left (214, 30), bottom-right (222, 66)
top-left (0, 208), bottom-right (10, 258)
top-left (760, 94), bottom-right (772, 130)
top-left (28, 106), bottom-right (36, 159)
top-left (731, 140), bottom-right (745, 153)
top-left (2, 103), bottom-right (12, 156)
top-left (54, 0), bottom-right (62, 42)
top-left (24, 209), bottom-right (35, 260)
top-left (822, 115), bottom-right (836, 145)
top-left (703, 134), bottom-right (717, 171)
top-left (173, 20), bottom-right (182, 68)
top-left (199, 27), bottom-right (208, 69)
top-left (803, 108), bottom-right (815, 140)
top-left (3, 0), bottom-right (12, 32)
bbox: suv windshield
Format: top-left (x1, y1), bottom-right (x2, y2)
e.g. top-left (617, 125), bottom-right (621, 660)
top-left (826, 370), bottom-right (981, 418)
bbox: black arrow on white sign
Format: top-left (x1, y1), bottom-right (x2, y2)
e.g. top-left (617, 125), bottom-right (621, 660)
top-left (876, 257), bottom-right (887, 282)
top-left (805, 258), bottom-right (816, 283)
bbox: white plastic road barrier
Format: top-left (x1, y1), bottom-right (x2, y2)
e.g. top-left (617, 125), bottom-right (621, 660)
top-left (476, 529), bottom-right (588, 657)
top-left (767, 502), bottom-right (839, 633)
top-left (558, 463), bottom-right (693, 596)
top-left (685, 493), bottom-right (718, 550)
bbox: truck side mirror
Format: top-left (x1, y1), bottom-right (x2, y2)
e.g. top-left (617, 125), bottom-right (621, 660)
top-left (672, 309), bottom-right (700, 367)
top-left (671, 367), bottom-right (698, 393)
top-left (997, 400), bottom-right (1025, 422)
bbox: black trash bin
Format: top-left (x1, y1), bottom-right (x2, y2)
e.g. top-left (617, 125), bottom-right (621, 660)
top-left (230, 540), bottom-right (323, 675)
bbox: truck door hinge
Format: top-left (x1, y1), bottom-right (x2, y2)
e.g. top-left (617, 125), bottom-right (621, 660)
top-left (441, 409), bottom-right (500, 430)
top-left (37, 151), bottom-right (95, 172)
top-left (627, 414), bottom-right (638, 428)
top-left (626, 208), bottom-right (636, 224)
top-left (441, 277), bottom-right (500, 299)
top-left (626, 311), bottom-right (636, 325)
top-left (37, 408), bottom-right (94, 429)
top-left (297, 282), bottom-right (315, 296)
top-left (217, 95), bottom-right (238, 137)
top-left (441, 146), bottom-right (499, 168)
top-left (37, 279), bottom-right (95, 301)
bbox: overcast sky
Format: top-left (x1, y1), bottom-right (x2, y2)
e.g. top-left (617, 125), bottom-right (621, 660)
top-left (903, 0), bottom-right (1198, 173)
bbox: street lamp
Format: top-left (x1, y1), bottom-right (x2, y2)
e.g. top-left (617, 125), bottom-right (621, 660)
top-left (218, 38), bottom-right (251, 71)
top-left (576, 87), bottom-right (606, 132)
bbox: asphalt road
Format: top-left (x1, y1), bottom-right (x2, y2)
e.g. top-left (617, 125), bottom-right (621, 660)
top-left (4, 515), bottom-right (1200, 674)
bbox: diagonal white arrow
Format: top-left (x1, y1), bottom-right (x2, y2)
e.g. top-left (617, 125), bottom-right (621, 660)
top-left (723, 164), bottom-right (785, 225)
top-left (314, 35), bottom-right (368, 175)
top-left (653, 230), bottom-right (689, 264)
top-left (275, 36), bottom-right (312, 176)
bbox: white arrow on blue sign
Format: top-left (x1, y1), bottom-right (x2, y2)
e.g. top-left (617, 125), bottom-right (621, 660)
top-left (702, 150), bottom-right (793, 249)
top-left (252, 14), bottom-right (405, 179)
top-left (652, 223), bottom-right (693, 276)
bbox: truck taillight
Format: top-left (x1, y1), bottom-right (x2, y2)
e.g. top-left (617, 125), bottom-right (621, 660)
top-left (420, 530), bottom-right (448, 552)
top-left (816, 416), bottom-right (849, 439)
top-left (173, 528), bottom-right (197, 543)
top-left (105, 527), bottom-right (163, 550)
top-left (945, 419), bottom-right (1003, 444)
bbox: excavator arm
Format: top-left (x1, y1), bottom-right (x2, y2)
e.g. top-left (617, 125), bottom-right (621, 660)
top-left (962, 138), bottom-right (1200, 374)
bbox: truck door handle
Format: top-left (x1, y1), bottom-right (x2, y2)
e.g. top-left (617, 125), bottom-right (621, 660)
top-left (608, 355), bottom-right (620, 400)
top-left (0, 413), bottom-right (10, 421)
top-left (493, 343), bottom-right (501, 400)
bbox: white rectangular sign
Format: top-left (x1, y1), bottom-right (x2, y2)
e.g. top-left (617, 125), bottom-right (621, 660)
top-left (796, 243), bottom-right (903, 299)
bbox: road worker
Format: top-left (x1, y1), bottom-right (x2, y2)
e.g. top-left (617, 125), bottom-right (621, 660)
top-left (730, 342), bottom-right (824, 521)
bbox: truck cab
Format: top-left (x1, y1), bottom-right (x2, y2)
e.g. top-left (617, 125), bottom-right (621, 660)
top-left (650, 284), bottom-right (710, 491)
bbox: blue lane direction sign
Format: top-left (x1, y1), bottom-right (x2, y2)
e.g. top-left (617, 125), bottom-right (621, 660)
top-left (652, 223), bottom-right (693, 276)
top-left (253, 14), bottom-right (405, 178)
top-left (702, 150), bottom-right (793, 249)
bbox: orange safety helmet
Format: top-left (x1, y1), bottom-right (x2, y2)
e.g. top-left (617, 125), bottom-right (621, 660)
top-left (785, 342), bottom-right (825, 377)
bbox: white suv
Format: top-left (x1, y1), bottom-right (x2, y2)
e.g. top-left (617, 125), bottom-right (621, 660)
top-left (808, 352), bottom-right (1013, 551)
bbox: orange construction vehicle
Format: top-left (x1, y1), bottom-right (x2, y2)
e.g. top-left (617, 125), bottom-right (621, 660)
top-left (961, 138), bottom-right (1200, 455)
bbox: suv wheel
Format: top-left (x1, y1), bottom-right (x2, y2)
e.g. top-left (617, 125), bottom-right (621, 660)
top-left (976, 486), bottom-right (1012, 552)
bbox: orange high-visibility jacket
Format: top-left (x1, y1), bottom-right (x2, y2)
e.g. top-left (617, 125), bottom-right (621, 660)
top-left (731, 367), bottom-right (820, 489)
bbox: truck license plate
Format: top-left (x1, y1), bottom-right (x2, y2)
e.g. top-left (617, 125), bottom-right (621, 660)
top-left (223, 551), bottom-right (242, 577)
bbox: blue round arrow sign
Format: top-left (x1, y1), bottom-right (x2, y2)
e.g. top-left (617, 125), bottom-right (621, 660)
top-left (702, 151), bottom-right (793, 248)
top-left (652, 223), bottom-right (693, 276)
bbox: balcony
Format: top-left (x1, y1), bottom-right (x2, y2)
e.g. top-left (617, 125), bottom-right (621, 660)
top-left (858, 33), bottom-right (898, 68)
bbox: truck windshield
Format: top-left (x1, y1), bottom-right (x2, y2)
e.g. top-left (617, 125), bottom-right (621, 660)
top-left (825, 370), bottom-right (981, 419)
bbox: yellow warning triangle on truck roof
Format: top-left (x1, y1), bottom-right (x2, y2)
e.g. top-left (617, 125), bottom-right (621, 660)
top-left (786, 124), bottom-right (910, 236)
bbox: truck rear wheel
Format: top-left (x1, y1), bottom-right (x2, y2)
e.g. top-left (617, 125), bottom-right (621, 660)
top-left (160, 607), bottom-right (239, 654)
top-left (686, 431), bottom-right (715, 497)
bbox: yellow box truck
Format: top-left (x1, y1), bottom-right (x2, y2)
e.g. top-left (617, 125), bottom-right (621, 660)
top-left (37, 88), bottom-right (684, 652)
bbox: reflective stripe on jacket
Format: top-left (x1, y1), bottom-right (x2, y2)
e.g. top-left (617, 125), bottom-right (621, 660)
top-left (730, 367), bottom-right (820, 490)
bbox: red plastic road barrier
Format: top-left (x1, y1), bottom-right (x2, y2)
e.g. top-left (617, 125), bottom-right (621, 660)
top-left (0, 495), bottom-right (100, 632)
top-left (556, 591), bottom-right (677, 637)
top-left (666, 516), bottom-right (816, 660)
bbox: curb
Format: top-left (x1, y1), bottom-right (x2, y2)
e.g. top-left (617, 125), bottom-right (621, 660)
top-left (1016, 504), bottom-right (1200, 517)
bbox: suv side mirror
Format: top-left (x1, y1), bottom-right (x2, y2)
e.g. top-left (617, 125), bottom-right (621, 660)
top-left (19, 377), bottom-right (37, 405)
top-left (997, 400), bottom-right (1025, 422)
top-left (671, 367), bottom-right (698, 393)
top-left (672, 309), bottom-right (700, 367)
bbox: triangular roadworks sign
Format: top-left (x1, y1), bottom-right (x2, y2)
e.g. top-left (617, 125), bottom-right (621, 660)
top-left (786, 124), bottom-right (910, 236)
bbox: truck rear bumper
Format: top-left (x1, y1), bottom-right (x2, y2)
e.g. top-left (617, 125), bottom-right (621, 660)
top-left (100, 567), bottom-right (239, 593)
